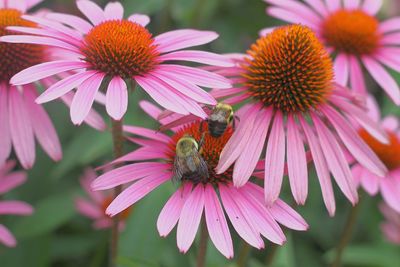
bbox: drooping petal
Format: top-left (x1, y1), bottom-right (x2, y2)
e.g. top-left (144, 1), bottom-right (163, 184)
top-left (204, 184), bottom-right (234, 259)
top-left (348, 55), bottom-right (367, 94)
top-left (75, 197), bottom-right (103, 219)
top-left (158, 51), bottom-right (233, 67)
top-left (343, 0), bottom-right (360, 9)
top-left (380, 175), bottom-right (400, 213)
top-left (46, 13), bottom-right (92, 34)
top-left (334, 53), bottom-right (349, 86)
top-left (104, 2), bottom-right (124, 20)
top-left (0, 201), bottom-right (33, 215)
top-left (177, 185), bottom-right (205, 253)
top-left (0, 35), bottom-right (79, 53)
top-left (0, 224), bottom-right (16, 247)
top-left (106, 76), bottom-right (128, 120)
top-left (154, 30), bottom-right (218, 53)
top-left (360, 169), bottom-right (380, 196)
top-left (0, 172), bottom-right (26, 194)
top-left (76, 0), bottom-right (105, 25)
top-left (362, 0), bottom-right (382, 15)
top-left (128, 14), bottom-right (150, 27)
top-left (0, 85), bottom-right (11, 164)
top-left (379, 17), bottom-right (400, 33)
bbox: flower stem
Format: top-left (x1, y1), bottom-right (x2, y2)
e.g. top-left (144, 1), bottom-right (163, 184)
top-left (332, 198), bottom-right (363, 267)
top-left (196, 219), bottom-right (208, 267)
top-left (237, 241), bottom-right (251, 267)
top-left (110, 118), bottom-right (124, 267)
top-left (265, 243), bottom-right (279, 266)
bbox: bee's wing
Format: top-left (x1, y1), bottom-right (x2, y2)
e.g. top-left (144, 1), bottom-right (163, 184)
top-left (172, 156), bottom-right (184, 183)
top-left (186, 154), bottom-right (200, 172)
top-left (198, 157), bottom-right (209, 179)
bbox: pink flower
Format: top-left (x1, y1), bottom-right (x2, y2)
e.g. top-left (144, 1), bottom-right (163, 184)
top-left (379, 202), bottom-right (400, 244)
top-left (263, 0), bottom-right (400, 105)
top-left (352, 96), bottom-right (400, 213)
top-left (210, 25), bottom-right (386, 216)
top-left (75, 168), bottom-right (132, 230)
top-left (0, 160), bottom-right (33, 247)
top-left (1, 0), bottom-right (233, 124)
top-left (91, 101), bottom-right (308, 258)
top-left (0, 0), bottom-right (105, 169)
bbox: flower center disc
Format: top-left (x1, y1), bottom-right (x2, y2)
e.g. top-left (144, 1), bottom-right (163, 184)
top-left (322, 10), bottom-right (380, 55)
top-left (0, 9), bottom-right (45, 83)
top-left (359, 129), bottom-right (400, 171)
top-left (243, 25), bottom-right (333, 113)
top-left (81, 20), bottom-right (159, 78)
top-left (168, 122), bottom-right (233, 185)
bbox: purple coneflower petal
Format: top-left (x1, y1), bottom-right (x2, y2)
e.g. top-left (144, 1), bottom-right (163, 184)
top-left (154, 30), bottom-right (218, 53)
top-left (379, 17), bottom-right (400, 33)
top-left (348, 55), bottom-right (367, 94)
top-left (70, 73), bottom-right (105, 125)
top-left (381, 32), bottom-right (400, 45)
top-left (204, 184), bottom-right (234, 258)
top-left (159, 50), bottom-right (233, 67)
top-left (75, 197), bottom-right (103, 219)
top-left (264, 111), bottom-right (286, 206)
top-left (46, 13), bottom-right (92, 34)
top-left (25, 87), bottom-right (62, 161)
top-left (334, 53), bottom-right (349, 86)
top-left (1, 35), bottom-right (79, 52)
top-left (287, 115), bottom-right (308, 205)
top-left (104, 2), bottom-right (124, 20)
top-left (9, 89), bottom-right (35, 169)
top-left (362, 0), bottom-right (382, 15)
top-left (325, 0), bottom-right (340, 12)
top-left (128, 14), bottom-right (150, 27)
top-left (177, 185), bottom-right (205, 253)
top-left (106, 76), bottom-right (128, 120)
top-left (219, 184), bottom-right (264, 249)
top-left (123, 126), bottom-right (170, 143)
top-left (265, 0), bottom-right (321, 25)
top-left (311, 113), bottom-right (358, 205)
top-left (267, 7), bottom-right (317, 29)
top-left (299, 116), bottom-right (336, 216)
top-left (380, 176), bottom-right (400, 213)
top-left (6, 0), bottom-right (26, 11)
top-left (303, 0), bottom-right (328, 16)
top-left (0, 224), bottom-right (16, 247)
top-left (77, 0), bottom-right (105, 25)
top-left (80, 168), bottom-right (103, 203)
top-left (106, 173), bottom-right (169, 217)
top-left (270, 199), bottom-right (309, 231)
top-left (157, 183), bottom-right (192, 237)
top-left (0, 172), bottom-right (26, 194)
top-left (0, 86), bottom-right (11, 164)
top-left (10, 60), bottom-right (89, 86)
top-left (343, 0), bottom-right (360, 9)
top-left (382, 116), bottom-right (399, 131)
top-left (0, 201), bottom-right (33, 215)
top-left (360, 169), bottom-right (380, 195)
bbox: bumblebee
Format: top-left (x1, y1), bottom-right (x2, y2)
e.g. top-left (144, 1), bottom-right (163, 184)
top-left (172, 135), bottom-right (209, 184)
top-left (202, 103), bottom-right (235, 138)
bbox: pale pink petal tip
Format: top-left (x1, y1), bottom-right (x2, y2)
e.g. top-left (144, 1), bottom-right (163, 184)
top-left (0, 225), bottom-right (17, 247)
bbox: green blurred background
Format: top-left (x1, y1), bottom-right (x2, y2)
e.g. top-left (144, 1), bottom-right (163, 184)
top-left (1, 0), bottom-right (400, 266)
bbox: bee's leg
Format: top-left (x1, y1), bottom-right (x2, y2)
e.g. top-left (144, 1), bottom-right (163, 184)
top-left (233, 115), bottom-right (240, 131)
top-left (198, 132), bottom-right (206, 151)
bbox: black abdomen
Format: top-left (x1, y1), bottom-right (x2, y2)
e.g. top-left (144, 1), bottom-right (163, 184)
top-left (208, 121), bottom-right (227, 137)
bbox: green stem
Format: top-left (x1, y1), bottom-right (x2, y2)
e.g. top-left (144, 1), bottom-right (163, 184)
top-left (110, 119), bottom-right (124, 267)
top-left (332, 198), bottom-right (363, 267)
top-left (265, 243), bottom-right (279, 266)
top-left (237, 241), bottom-right (251, 267)
top-left (196, 219), bottom-right (208, 267)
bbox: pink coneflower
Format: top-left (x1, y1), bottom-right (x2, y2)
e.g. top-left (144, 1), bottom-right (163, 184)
top-left (352, 97), bottom-right (400, 213)
top-left (379, 202), bottom-right (400, 244)
top-left (1, 0), bottom-right (233, 124)
top-left (0, 0), bottom-right (106, 169)
top-left (91, 101), bottom-right (308, 258)
top-left (0, 160), bottom-right (33, 247)
top-left (263, 0), bottom-right (400, 105)
top-left (75, 168), bottom-right (132, 229)
top-left (210, 25), bottom-right (387, 216)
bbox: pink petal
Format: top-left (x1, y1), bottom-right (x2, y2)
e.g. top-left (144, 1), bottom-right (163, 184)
top-left (123, 125), bottom-right (170, 143)
top-left (334, 53), bottom-right (349, 86)
top-left (177, 185), bottom-right (205, 253)
top-left (24, 86), bottom-right (62, 161)
top-left (264, 111), bottom-right (286, 206)
top-left (348, 55), bottom-right (367, 94)
top-left (106, 173), bottom-right (170, 216)
top-left (287, 115), bottom-right (308, 205)
top-left (381, 32), bottom-right (400, 45)
top-left (79, 168), bottom-right (103, 203)
top-left (106, 76), bottom-right (128, 120)
top-left (265, 0), bottom-right (321, 26)
top-left (362, 56), bottom-right (400, 105)
top-left (204, 184), bottom-right (234, 258)
top-left (233, 107), bottom-right (271, 186)
top-left (270, 199), bottom-right (309, 231)
top-left (0, 172), bottom-right (26, 194)
top-left (93, 218), bottom-right (113, 229)
top-left (0, 201), bottom-right (33, 215)
top-left (311, 113), bottom-right (358, 205)
top-left (0, 85), bottom-right (11, 163)
top-left (382, 116), bottom-right (399, 131)
top-left (380, 175), bottom-right (400, 213)
top-left (303, 0), bottom-right (328, 16)
top-left (159, 50), bottom-right (233, 67)
top-left (154, 30), bottom-right (218, 53)
top-left (37, 71), bottom-right (97, 104)
top-left (299, 116), bottom-right (336, 216)
top-left (0, 35), bottom-right (79, 52)
top-left (104, 2), bottom-right (124, 20)
top-left (46, 13), bottom-right (92, 34)
top-left (219, 184), bottom-right (264, 249)
top-left (360, 169), bottom-right (380, 196)
top-left (6, 0), bottom-right (26, 11)
top-left (266, 7), bottom-right (316, 29)
top-left (92, 162), bottom-right (170, 190)
top-left (128, 14), bottom-right (150, 27)
top-left (70, 73), bottom-right (105, 125)
top-left (0, 224), bottom-right (16, 247)
top-left (325, 0), bottom-right (340, 12)
top-left (156, 64), bottom-right (232, 89)
top-left (157, 183), bottom-right (192, 237)
top-left (75, 197), bottom-right (103, 219)
top-left (9, 88), bottom-right (35, 169)
top-left (76, 0), bottom-right (105, 25)
top-left (343, 0), bottom-right (360, 9)
top-left (10, 60), bottom-right (89, 86)
top-left (362, 0), bottom-right (382, 15)
top-left (379, 17), bottom-right (400, 33)
top-left (139, 100), bottom-right (162, 120)
top-left (321, 105), bottom-right (387, 177)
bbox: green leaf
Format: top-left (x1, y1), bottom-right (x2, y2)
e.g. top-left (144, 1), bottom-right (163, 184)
top-left (122, 0), bottom-right (166, 15)
top-left (12, 192), bottom-right (76, 239)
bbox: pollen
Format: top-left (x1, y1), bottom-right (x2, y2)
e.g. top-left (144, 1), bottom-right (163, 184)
top-left (359, 129), bottom-right (400, 171)
top-left (0, 9), bottom-right (45, 83)
top-left (102, 196), bottom-right (132, 220)
top-left (168, 121), bottom-right (233, 185)
top-left (243, 25), bottom-right (333, 113)
top-left (322, 10), bottom-right (381, 55)
top-left (81, 20), bottom-right (159, 78)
